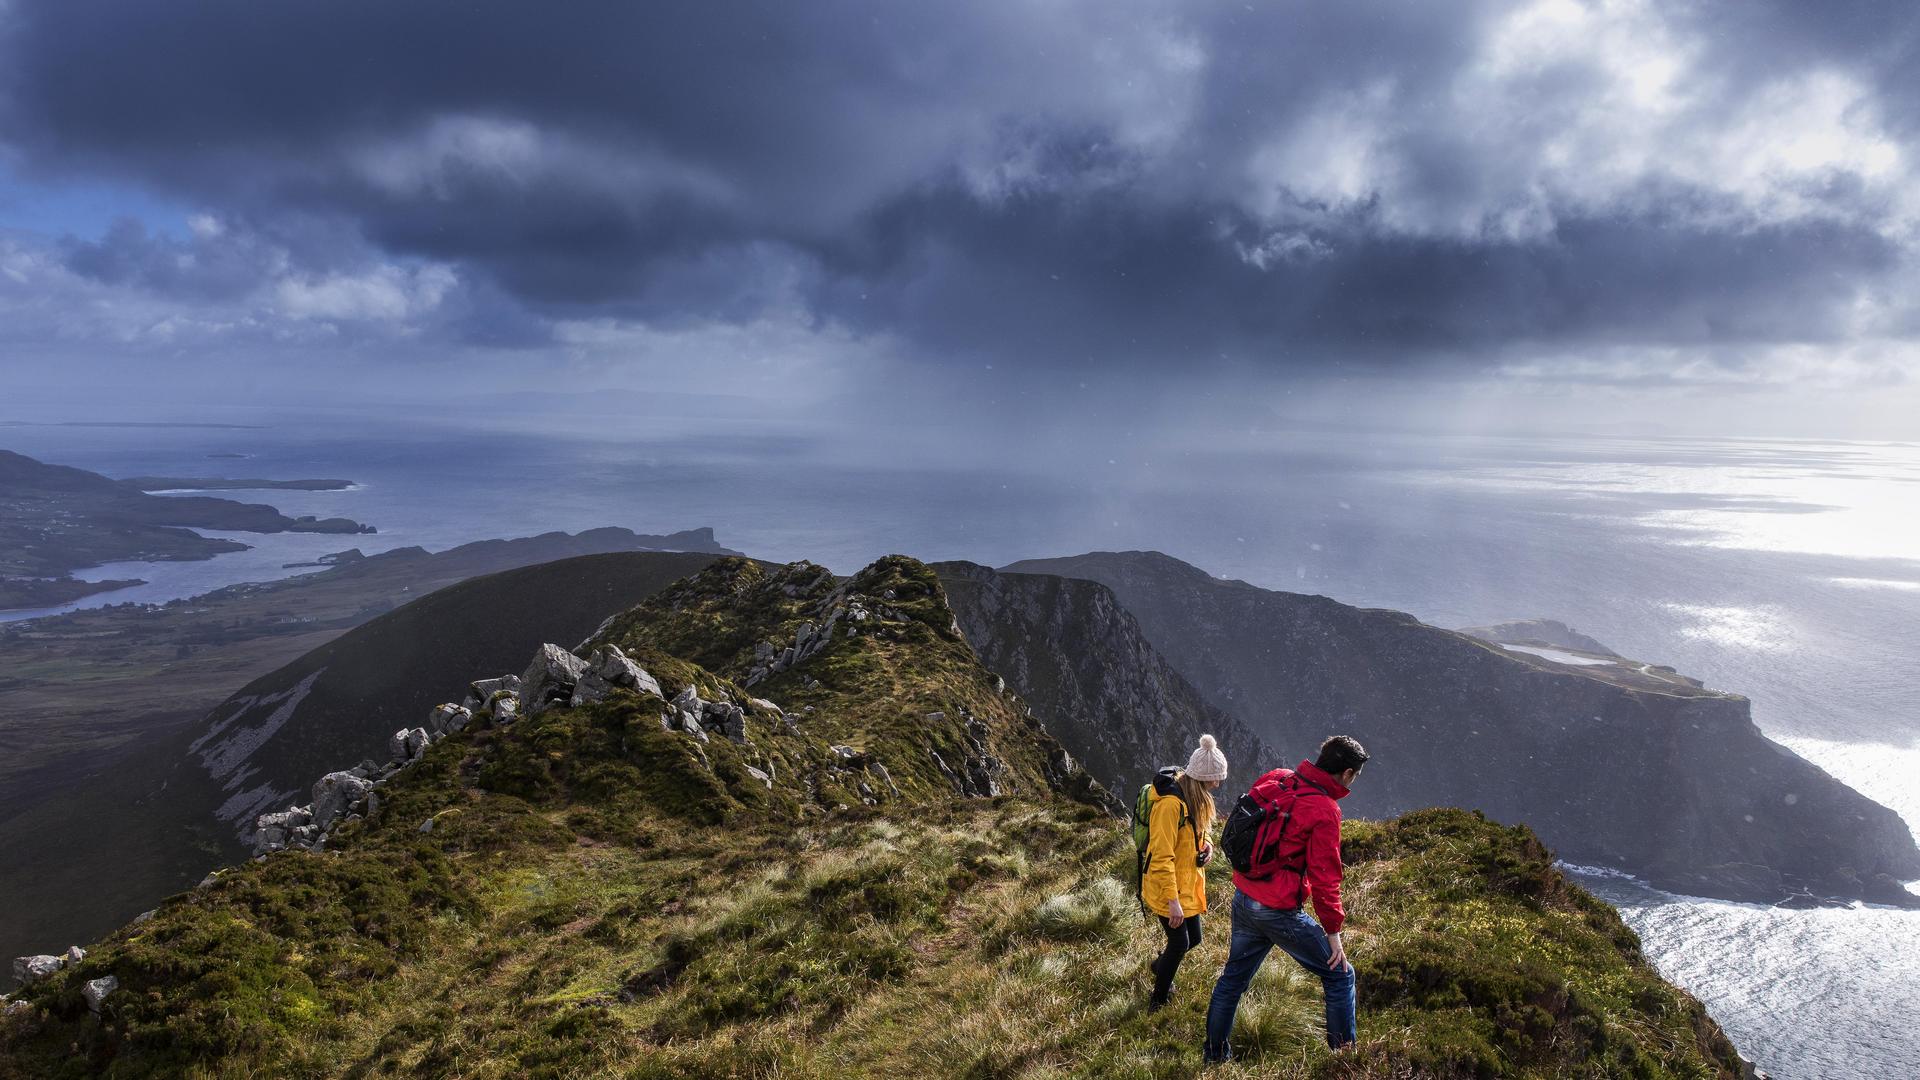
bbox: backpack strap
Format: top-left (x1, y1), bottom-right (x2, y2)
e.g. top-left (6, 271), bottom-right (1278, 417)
top-left (1135, 783), bottom-right (1188, 921)
top-left (1273, 776), bottom-right (1334, 905)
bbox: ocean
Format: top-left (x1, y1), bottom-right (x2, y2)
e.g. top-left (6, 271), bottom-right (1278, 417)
top-left (4, 412), bottom-right (1916, 1078)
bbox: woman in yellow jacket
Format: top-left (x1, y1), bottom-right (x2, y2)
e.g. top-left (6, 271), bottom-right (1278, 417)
top-left (1144, 734), bottom-right (1229, 1010)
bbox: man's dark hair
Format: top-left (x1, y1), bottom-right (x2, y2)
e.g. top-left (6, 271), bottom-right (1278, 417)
top-left (1315, 735), bottom-right (1369, 775)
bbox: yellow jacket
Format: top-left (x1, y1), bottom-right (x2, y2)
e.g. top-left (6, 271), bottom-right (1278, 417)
top-left (1141, 790), bottom-right (1206, 918)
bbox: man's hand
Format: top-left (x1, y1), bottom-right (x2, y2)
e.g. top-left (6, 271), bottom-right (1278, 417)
top-left (1168, 899), bottom-right (1185, 928)
top-left (1326, 931), bottom-right (1350, 972)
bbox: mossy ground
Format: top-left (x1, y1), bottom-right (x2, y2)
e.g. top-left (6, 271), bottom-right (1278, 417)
top-left (0, 558), bottom-right (1742, 1079)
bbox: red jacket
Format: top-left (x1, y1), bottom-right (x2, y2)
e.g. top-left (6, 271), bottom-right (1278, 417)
top-left (1230, 760), bottom-right (1351, 933)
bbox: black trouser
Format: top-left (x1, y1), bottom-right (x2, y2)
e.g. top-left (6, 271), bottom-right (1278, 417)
top-left (1152, 913), bottom-right (1203, 1003)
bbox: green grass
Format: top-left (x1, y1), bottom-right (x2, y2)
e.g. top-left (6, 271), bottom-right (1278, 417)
top-left (0, 557), bottom-right (1744, 1079)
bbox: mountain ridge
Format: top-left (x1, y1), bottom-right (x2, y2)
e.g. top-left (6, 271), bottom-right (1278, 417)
top-left (0, 554), bottom-right (1749, 1079)
top-left (1004, 549), bottom-right (1920, 907)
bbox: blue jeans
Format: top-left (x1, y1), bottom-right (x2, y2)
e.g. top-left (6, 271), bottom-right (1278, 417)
top-left (1204, 890), bottom-right (1357, 1059)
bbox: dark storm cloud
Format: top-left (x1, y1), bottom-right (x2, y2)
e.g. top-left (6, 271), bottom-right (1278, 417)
top-left (2, 0), bottom-right (1917, 368)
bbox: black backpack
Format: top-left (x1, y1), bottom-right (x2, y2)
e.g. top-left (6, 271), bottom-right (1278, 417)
top-left (1219, 769), bottom-right (1331, 895)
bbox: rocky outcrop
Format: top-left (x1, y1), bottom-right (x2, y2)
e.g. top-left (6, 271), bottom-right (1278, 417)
top-left (246, 640), bottom-right (750, 857)
top-left (740, 566), bottom-right (858, 687)
top-left (248, 663), bottom-right (536, 855)
top-left (10, 955), bottom-right (64, 987)
top-left (8, 946), bottom-right (85, 991)
top-left (1006, 550), bottom-right (1920, 906)
top-left (586, 556), bottom-right (1104, 811)
top-left (0, 549), bottom-right (752, 972)
top-left (936, 562), bottom-right (1277, 799)
top-left (521, 644), bottom-right (589, 716)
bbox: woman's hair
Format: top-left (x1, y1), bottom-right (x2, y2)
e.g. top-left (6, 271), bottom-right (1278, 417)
top-left (1175, 770), bottom-right (1217, 840)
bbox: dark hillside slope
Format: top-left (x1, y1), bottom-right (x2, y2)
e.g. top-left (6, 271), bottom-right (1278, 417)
top-left (183, 549), bottom-right (733, 849)
top-left (1005, 550), bottom-right (1920, 906)
top-left (2, 548), bottom-right (1247, 965)
top-left (936, 561), bottom-right (1277, 797)
top-left (0, 551), bottom-right (724, 965)
top-left (1, 556), bottom-right (1744, 1079)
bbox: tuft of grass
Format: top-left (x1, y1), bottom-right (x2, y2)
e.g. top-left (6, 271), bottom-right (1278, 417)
top-left (1028, 877), bottom-right (1135, 946)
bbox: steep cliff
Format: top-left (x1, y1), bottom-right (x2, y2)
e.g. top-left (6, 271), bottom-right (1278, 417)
top-left (1005, 550), bottom-right (1920, 906)
top-left (935, 561), bottom-right (1277, 798)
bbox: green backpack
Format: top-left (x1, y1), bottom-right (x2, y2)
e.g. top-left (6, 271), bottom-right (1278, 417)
top-left (1132, 766), bottom-right (1186, 899)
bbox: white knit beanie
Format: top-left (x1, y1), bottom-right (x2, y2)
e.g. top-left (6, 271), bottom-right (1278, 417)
top-left (1184, 734), bottom-right (1229, 782)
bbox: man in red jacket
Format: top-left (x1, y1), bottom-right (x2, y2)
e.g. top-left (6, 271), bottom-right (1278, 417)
top-left (1204, 735), bottom-right (1368, 1062)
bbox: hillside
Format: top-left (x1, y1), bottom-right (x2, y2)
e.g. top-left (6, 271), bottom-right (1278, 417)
top-left (0, 548), bottom-right (731, 967)
top-left (0, 527), bottom-right (740, 819)
top-left (0, 556), bottom-right (1745, 1078)
top-left (1003, 551), bottom-right (1920, 906)
top-left (0, 550), bottom-right (1262, 966)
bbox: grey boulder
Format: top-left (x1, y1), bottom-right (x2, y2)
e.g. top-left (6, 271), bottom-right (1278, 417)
top-left (470, 674), bottom-right (521, 700)
top-left (521, 644), bottom-right (588, 715)
top-left (587, 644), bottom-right (663, 699)
top-left (670, 684), bottom-right (704, 715)
top-left (387, 726), bottom-right (429, 762)
top-left (569, 670), bottom-right (614, 708)
top-left (82, 975), bottom-right (118, 1014)
top-left (429, 702), bottom-right (472, 735)
top-left (703, 701), bottom-right (748, 742)
top-left (10, 955), bottom-right (63, 985)
top-left (252, 806), bottom-right (313, 855)
top-left (311, 771), bottom-right (375, 830)
top-left (487, 693), bottom-right (520, 724)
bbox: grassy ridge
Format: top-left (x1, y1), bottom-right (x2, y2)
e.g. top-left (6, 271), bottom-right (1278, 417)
top-left (0, 557), bottom-right (1742, 1078)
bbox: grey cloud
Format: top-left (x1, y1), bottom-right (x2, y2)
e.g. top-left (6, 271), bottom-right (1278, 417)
top-left (2, 0), bottom-right (1918, 371)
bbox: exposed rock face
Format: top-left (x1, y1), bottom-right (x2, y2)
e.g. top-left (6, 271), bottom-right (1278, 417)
top-left (11, 955), bottom-right (62, 986)
top-left (429, 703), bottom-right (473, 735)
top-left (249, 641), bottom-right (682, 859)
top-left (310, 771), bottom-right (376, 832)
top-left (936, 562), bottom-right (1277, 799)
top-left (521, 644), bottom-right (589, 716)
top-left (82, 975), bottom-right (117, 1013)
top-left (470, 675), bottom-right (520, 701)
top-left (588, 643), bottom-right (662, 699)
top-left (387, 727), bottom-right (429, 763)
top-left (1005, 550), bottom-right (1920, 906)
top-left (582, 556), bottom-right (1103, 809)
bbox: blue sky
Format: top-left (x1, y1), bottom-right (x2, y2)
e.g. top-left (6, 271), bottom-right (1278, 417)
top-left (0, 165), bottom-right (191, 239)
